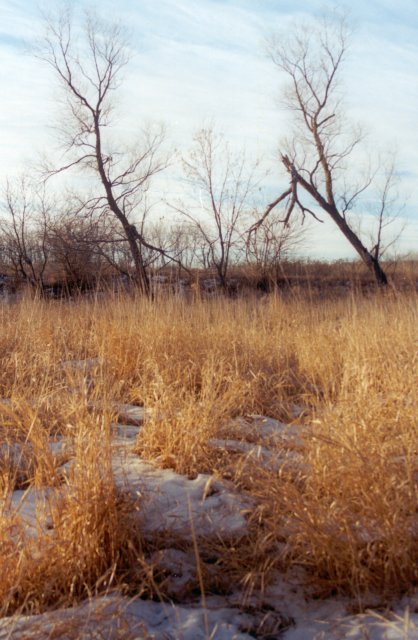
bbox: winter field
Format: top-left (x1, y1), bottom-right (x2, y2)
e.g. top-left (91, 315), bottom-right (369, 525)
top-left (0, 291), bottom-right (417, 639)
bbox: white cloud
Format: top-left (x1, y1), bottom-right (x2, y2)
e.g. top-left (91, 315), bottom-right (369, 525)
top-left (0, 0), bottom-right (417, 259)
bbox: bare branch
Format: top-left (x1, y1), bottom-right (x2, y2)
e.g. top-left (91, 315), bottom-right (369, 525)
top-left (264, 12), bottom-right (391, 286)
top-left (38, 8), bottom-right (171, 295)
top-left (247, 188), bottom-right (292, 235)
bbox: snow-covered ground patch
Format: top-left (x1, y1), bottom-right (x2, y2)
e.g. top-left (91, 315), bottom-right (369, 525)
top-left (1, 591), bottom-right (416, 640)
top-left (114, 403), bottom-right (150, 426)
top-left (112, 451), bottom-right (250, 539)
top-left (208, 437), bottom-right (306, 473)
top-left (0, 594), bottom-right (280, 639)
top-left (7, 487), bottom-right (59, 537)
top-left (1, 407), bottom-right (417, 640)
top-left (224, 414), bottom-right (309, 447)
top-left (282, 607), bottom-right (418, 640)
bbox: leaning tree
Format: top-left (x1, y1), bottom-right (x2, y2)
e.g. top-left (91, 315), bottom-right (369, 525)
top-left (251, 14), bottom-right (392, 285)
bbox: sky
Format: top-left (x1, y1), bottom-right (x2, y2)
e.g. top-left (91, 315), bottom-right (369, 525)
top-left (0, 0), bottom-right (417, 260)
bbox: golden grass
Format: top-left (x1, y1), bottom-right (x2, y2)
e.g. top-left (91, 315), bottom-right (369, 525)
top-left (0, 290), bottom-right (416, 616)
top-left (0, 410), bottom-right (144, 617)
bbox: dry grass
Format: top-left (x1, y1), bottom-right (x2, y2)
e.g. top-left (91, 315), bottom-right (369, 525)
top-left (0, 289), bottom-right (416, 617)
top-left (0, 410), bottom-right (145, 617)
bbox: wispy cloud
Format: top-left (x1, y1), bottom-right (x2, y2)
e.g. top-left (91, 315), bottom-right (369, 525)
top-left (0, 0), bottom-right (417, 258)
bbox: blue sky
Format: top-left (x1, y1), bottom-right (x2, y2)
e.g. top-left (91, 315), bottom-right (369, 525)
top-left (0, 0), bottom-right (417, 259)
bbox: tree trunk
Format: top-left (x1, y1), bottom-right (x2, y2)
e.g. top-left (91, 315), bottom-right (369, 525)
top-left (283, 159), bottom-right (389, 287)
top-left (94, 116), bottom-right (150, 296)
top-left (326, 205), bottom-right (388, 286)
top-left (124, 224), bottom-right (150, 296)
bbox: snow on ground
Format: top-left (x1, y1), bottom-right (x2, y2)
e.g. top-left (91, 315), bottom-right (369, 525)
top-left (112, 450), bottom-right (250, 539)
top-left (0, 594), bottom-right (263, 639)
top-left (281, 607), bottom-right (418, 640)
top-left (111, 422), bottom-right (142, 448)
top-left (208, 437), bottom-right (306, 473)
top-left (226, 415), bottom-right (309, 448)
top-left (207, 414), bottom-right (310, 476)
top-left (9, 488), bottom-right (52, 535)
top-left (114, 404), bottom-right (150, 426)
top-left (0, 591), bottom-right (417, 639)
top-left (110, 407), bottom-right (250, 539)
top-left (1, 396), bottom-right (417, 639)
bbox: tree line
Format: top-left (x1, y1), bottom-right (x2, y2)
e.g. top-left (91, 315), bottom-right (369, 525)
top-left (0, 166), bottom-right (304, 293)
top-left (0, 8), bottom-right (403, 294)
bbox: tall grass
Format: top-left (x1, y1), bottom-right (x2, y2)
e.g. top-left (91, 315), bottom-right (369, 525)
top-left (0, 290), bottom-right (416, 614)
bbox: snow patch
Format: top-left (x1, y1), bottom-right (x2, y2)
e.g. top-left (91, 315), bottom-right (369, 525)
top-left (0, 595), bottom-right (270, 640)
top-left (228, 415), bottom-right (308, 448)
top-left (114, 403), bottom-right (149, 426)
top-left (7, 487), bottom-right (57, 536)
top-left (112, 452), bottom-right (249, 539)
top-left (209, 437), bottom-right (306, 473)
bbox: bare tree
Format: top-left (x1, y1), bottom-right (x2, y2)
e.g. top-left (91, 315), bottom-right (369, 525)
top-left (246, 210), bottom-right (306, 283)
top-left (367, 159), bottom-right (406, 263)
top-left (173, 128), bottom-right (262, 291)
top-left (0, 177), bottom-right (51, 291)
top-left (163, 221), bottom-right (211, 271)
top-left (47, 210), bottom-right (111, 288)
top-left (253, 13), bottom-right (394, 286)
top-left (38, 7), bottom-right (169, 295)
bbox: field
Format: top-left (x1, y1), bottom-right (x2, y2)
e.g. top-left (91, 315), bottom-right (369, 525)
top-left (0, 289), bottom-right (417, 638)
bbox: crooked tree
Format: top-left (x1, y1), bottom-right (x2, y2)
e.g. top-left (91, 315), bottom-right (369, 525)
top-left (252, 14), bottom-right (390, 285)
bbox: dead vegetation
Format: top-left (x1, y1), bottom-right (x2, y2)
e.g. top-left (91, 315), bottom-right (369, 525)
top-left (0, 290), bottom-right (416, 623)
